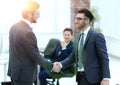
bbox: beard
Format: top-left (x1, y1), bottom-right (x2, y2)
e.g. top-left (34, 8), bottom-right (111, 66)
top-left (31, 19), bottom-right (37, 23)
top-left (75, 23), bottom-right (86, 30)
top-left (30, 16), bottom-right (37, 23)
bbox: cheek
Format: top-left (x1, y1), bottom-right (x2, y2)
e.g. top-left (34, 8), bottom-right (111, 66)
top-left (35, 15), bottom-right (39, 19)
top-left (37, 14), bottom-right (40, 18)
top-left (34, 14), bottom-right (40, 19)
top-left (75, 22), bottom-right (80, 25)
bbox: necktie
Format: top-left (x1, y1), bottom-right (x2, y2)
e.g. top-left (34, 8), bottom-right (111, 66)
top-left (78, 33), bottom-right (84, 69)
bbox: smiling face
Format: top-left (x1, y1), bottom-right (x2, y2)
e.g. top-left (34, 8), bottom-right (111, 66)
top-left (63, 30), bottom-right (73, 43)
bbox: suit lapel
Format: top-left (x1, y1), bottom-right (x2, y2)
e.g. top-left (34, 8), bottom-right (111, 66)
top-left (84, 28), bottom-right (93, 49)
top-left (66, 41), bottom-right (73, 48)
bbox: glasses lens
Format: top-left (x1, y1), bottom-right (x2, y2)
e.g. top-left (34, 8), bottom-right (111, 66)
top-left (75, 17), bottom-right (86, 21)
top-left (76, 18), bottom-right (82, 21)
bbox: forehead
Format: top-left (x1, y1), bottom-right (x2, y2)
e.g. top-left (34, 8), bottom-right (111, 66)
top-left (76, 13), bottom-right (85, 18)
top-left (63, 31), bottom-right (71, 34)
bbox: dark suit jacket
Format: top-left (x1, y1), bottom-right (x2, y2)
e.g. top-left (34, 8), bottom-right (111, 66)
top-left (7, 20), bottom-right (53, 82)
top-left (61, 28), bottom-right (110, 84)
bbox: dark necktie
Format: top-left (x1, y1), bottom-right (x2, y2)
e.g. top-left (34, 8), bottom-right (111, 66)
top-left (78, 33), bottom-right (84, 69)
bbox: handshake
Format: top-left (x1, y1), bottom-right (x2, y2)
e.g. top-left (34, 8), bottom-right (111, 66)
top-left (40, 52), bottom-right (62, 73)
top-left (52, 62), bottom-right (62, 73)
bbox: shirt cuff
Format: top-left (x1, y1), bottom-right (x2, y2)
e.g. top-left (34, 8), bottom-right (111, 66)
top-left (59, 62), bottom-right (63, 68)
top-left (103, 78), bottom-right (110, 80)
top-left (62, 47), bottom-right (66, 50)
top-left (40, 52), bottom-right (44, 57)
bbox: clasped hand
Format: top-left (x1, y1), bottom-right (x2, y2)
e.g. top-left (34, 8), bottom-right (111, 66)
top-left (52, 62), bottom-right (62, 73)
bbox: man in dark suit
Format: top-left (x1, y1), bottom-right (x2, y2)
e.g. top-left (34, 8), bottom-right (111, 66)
top-left (53, 8), bottom-right (110, 85)
top-left (39, 28), bottom-right (74, 85)
top-left (7, 1), bottom-right (53, 85)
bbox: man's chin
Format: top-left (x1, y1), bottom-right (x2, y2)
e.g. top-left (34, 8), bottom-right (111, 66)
top-left (75, 26), bottom-right (79, 29)
top-left (32, 21), bottom-right (37, 23)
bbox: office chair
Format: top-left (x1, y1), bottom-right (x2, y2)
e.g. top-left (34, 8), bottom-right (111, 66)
top-left (40, 38), bottom-right (60, 85)
top-left (45, 38), bottom-right (60, 85)
top-left (46, 76), bottom-right (59, 85)
top-left (1, 81), bottom-right (11, 85)
top-left (42, 38), bottom-right (75, 85)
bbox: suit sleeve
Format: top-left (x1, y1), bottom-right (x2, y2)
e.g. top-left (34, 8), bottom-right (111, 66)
top-left (60, 47), bottom-right (75, 69)
top-left (23, 32), bottom-right (53, 71)
top-left (95, 33), bottom-right (110, 78)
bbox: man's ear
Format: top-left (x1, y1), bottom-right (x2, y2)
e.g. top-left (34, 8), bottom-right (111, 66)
top-left (85, 19), bottom-right (90, 24)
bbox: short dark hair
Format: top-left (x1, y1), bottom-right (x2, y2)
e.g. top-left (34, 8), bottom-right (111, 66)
top-left (78, 8), bottom-right (94, 22)
top-left (63, 28), bottom-right (73, 35)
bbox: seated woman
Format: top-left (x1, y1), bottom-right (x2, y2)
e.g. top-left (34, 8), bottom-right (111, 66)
top-left (39, 28), bottom-right (74, 85)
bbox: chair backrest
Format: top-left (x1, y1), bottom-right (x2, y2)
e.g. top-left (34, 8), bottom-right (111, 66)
top-left (44, 38), bottom-right (60, 61)
top-left (44, 38), bottom-right (60, 85)
top-left (44, 38), bottom-right (60, 54)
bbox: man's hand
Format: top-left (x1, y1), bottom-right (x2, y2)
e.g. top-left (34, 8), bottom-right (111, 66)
top-left (100, 79), bottom-right (109, 85)
top-left (61, 41), bottom-right (66, 48)
top-left (53, 62), bottom-right (62, 73)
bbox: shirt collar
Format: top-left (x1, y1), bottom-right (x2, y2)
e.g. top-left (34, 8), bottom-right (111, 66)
top-left (82, 26), bottom-right (90, 35)
top-left (66, 41), bottom-right (70, 46)
top-left (22, 19), bottom-right (32, 28)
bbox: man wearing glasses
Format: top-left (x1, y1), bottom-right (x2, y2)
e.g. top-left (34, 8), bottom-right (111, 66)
top-left (53, 8), bottom-right (110, 85)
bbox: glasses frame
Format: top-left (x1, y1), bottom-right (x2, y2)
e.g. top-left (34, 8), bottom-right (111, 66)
top-left (75, 17), bottom-right (87, 21)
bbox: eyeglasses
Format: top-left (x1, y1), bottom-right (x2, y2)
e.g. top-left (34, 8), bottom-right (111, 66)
top-left (75, 17), bottom-right (87, 21)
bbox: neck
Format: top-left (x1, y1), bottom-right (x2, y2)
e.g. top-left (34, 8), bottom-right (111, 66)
top-left (81, 25), bottom-right (89, 32)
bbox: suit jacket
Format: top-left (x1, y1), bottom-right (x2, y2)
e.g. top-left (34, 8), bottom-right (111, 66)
top-left (40, 38), bottom-right (75, 78)
top-left (61, 28), bottom-right (110, 83)
top-left (7, 20), bottom-right (53, 82)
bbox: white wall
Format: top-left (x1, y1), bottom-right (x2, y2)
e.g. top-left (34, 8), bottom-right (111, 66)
top-left (33, 0), bottom-right (71, 33)
top-left (91, 0), bottom-right (120, 39)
